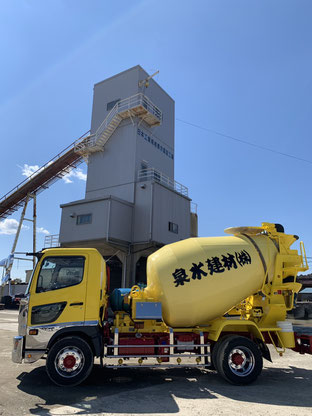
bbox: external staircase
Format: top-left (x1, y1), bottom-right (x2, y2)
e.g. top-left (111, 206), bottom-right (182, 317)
top-left (74, 93), bottom-right (162, 155)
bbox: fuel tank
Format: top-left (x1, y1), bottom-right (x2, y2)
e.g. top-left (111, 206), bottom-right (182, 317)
top-left (145, 231), bottom-right (279, 328)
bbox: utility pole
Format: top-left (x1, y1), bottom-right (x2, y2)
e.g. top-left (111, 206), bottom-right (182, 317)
top-left (32, 193), bottom-right (37, 269)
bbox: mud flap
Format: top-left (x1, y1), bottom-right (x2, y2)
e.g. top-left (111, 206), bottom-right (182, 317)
top-left (257, 339), bottom-right (272, 362)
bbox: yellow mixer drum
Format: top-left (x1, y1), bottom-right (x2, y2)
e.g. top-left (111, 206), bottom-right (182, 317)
top-left (145, 233), bottom-right (278, 327)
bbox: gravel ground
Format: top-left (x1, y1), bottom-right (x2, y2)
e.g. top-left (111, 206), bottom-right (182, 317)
top-left (1, 309), bottom-right (312, 416)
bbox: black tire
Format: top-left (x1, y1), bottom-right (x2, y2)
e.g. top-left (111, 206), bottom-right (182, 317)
top-left (294, 305), bottom-right (305, 320)
top-left (215, 335), bottom-right (263, 385)
top-left (2, 296), bottom-right (12, 309)
top-left (211, 334), bottom-right (234, 370)
top-left (46, 336), bottom-right (94, 386)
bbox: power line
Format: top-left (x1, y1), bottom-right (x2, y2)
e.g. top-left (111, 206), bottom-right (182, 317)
top-left (176, 118), bottom-right (312, 166)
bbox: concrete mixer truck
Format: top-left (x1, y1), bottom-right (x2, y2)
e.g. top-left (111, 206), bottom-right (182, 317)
top-left (12, 222), bottom-right (312, 386)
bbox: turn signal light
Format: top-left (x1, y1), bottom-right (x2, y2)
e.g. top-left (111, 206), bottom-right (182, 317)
top-left (29, 329), bottom-right (38, 335)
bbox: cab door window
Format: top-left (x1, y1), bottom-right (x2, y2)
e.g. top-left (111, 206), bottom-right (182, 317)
top-left (36, 256), bottom-right (85, 293)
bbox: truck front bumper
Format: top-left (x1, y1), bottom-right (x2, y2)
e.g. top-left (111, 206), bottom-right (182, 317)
top-left (12, 336), bottom-right (24, 364)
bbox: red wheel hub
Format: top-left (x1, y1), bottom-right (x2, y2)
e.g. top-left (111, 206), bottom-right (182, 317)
top-left (63, 355), bottom-right (76, 369)
top-left (231, 352), bottom-right (244, 366)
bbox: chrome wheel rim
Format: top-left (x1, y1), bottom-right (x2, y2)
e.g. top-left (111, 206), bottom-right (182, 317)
top-left (228, 346), bottom-right (255, 377)
top-left (55, 347), bottom-right (85, 378)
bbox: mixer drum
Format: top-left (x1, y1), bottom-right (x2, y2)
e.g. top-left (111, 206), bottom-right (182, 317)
top-left (145, 234), bottom-right (278, 327)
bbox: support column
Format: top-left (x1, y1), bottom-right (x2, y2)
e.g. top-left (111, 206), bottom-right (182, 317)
top-left (32, 193), bottom-right (37, 269)
top-left (11, 196), bottom-right (29, 254)
top-left (130, 252), bottom-right (142, 287)
top-left (8, 196), bottom-right (30, 297)
top-left (116, 252), bottom-right (128, 288)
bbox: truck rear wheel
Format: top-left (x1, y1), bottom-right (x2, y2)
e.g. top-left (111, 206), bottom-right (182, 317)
top-left (46, 336), bottom-right (94, 386)
top-left (211, 334), bottom-right (233, 370)
top-left (215, 335), bottom-right (263, 385)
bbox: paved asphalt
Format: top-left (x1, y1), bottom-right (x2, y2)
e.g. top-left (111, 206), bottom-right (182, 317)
top-left (1, 310), bottom-right (312, 416)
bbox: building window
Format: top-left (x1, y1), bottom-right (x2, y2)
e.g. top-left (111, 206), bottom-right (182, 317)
top-left (107, 99), bottom-right (120, 111)
top-left (168, 222), bottom-right (178, 234)
top-left (76, 214), bottom-right (92, 225)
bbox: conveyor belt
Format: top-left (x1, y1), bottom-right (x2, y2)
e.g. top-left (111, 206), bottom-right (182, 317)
top-left (0, 94), bottom-right (162, 220)
top-left (0, 132), bottom-right (90, 219)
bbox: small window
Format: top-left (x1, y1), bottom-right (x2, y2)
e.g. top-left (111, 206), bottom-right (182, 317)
top-left (76, 214), bottom-right (92, 225)
top-left (107, 99), bottom-right (120, 111)
top-left (36, 256), bottom-right (85, 293)
top-left (169, 222), bottom-right (178, 234)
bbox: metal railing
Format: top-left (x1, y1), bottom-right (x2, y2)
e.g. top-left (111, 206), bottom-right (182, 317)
top-left (74, 134), bottom-right (97, 152)
top-left (138, 168), bottom-right (188, 197)
top-left (96, 93), bottom-right (162, 142)
top-left (75, 94), bottom-right (163, 155)
top-left (44, 234), bottom-right (60, 248)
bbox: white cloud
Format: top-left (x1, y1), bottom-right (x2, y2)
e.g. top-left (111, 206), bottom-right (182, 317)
top-left (19, 164), bottom-right (87, 184)
top-left (0, 219), bottom-right (49, 236)
top-left (37, 227), bottom-right (50, 235)
top-left (62, 168), bottom-right (87, 184)
top-left (0, 219), bottom-right (29, 235)
top-left (18, 162), bottom-right (53, 179)
top-left (20, 164), bottom-right (40, 178)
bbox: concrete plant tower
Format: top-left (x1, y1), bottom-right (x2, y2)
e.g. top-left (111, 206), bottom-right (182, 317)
top-left (59, 65), bottom-right (197, 290)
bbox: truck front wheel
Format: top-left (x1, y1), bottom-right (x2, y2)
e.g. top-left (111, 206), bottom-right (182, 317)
top-left (215, 335), bottom-right (263, 385)
top-left (46, 336), bottom-right (94, 386)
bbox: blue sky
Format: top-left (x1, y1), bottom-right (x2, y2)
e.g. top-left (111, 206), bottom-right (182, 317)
top-left (1, 0), bottom-right (312, 280)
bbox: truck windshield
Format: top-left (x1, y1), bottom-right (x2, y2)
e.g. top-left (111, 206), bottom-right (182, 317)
top-left (36, 256), bottom-right (85, 293)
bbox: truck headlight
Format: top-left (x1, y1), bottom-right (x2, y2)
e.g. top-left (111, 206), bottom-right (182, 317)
top-left (31, 302), bottom-right (67, 325)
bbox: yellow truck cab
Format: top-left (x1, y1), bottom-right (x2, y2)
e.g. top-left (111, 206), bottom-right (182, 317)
top-left (13, 248), bottom-right (107, 385)
top-left (12, 223), bottom-right (312, 387)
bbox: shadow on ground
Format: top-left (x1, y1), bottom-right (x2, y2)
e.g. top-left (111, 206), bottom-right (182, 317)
top-left (17, 364), bottom-right (312, 415)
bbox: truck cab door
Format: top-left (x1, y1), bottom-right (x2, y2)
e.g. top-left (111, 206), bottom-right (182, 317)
top-left (28, 255), bottom-right (87, 328)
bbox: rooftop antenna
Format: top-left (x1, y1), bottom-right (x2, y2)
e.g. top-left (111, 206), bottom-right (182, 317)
top-left (138, 70), bottom-right (159, 88)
